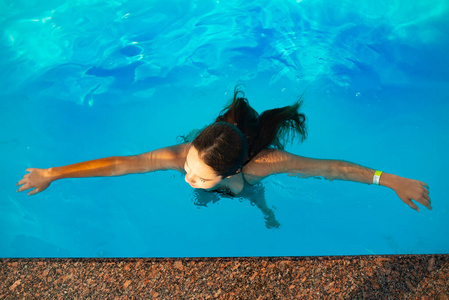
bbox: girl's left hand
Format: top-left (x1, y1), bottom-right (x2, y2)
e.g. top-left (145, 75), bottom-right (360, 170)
top-left (390, 176), bottom-right (431, 212)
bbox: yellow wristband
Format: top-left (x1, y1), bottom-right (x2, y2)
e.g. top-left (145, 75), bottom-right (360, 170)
top-left (373, 170), bottom-right (383, 185)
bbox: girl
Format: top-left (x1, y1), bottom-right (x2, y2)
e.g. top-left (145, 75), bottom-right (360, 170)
top-left (16, 86), bottom-right (431, 212)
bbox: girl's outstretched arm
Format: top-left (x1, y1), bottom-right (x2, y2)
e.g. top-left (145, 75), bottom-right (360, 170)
top-left (16, 144), bottom-right (189, 196)
top-left (244, 149), bottom-right (432, 212)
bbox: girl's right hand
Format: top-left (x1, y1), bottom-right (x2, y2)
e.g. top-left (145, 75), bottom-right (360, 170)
top-left (16, 168), bottom-right (53, 196)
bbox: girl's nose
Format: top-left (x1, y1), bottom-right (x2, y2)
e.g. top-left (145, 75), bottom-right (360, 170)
top-left (185, 173), bottom-right (196, 185)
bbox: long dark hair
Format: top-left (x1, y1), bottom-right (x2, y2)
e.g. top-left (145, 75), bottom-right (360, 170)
top-left (192, 85), bottom-right (307, 177)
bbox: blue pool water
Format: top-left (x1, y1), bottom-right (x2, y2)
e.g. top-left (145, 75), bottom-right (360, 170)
top-left (1, 0), bottom-right (448, 257)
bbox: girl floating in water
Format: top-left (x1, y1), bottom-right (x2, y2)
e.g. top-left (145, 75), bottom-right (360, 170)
top-left (16, 86), bottom-right (431, 212)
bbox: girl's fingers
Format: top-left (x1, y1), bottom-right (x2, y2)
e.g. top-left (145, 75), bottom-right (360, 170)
top-left (423, 194), bottom-right (432, 210)
top-left (16, 178), bottom-right (28, 186)
top-left (404, 198), bottom-right (420, 212)
top-left (415, 197), bottom-right (430, 209)
top-left (28, 188), bottom-right (39, 196)
top-left (17, 183), bottom-right (31, 192)
top-left (420, 181), bottom-right (430, 192)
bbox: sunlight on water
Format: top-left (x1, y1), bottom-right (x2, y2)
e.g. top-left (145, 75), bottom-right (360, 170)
top-left (2, 0), bottom-right (448, 101)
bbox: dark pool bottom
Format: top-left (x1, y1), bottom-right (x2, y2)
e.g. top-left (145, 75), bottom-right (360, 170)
top-left (1, 255), bottom-right (448, 299)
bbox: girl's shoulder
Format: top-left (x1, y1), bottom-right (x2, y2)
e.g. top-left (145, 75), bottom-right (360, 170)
top-left (242, 149), bottom-right (289, 183)
top-left (146, 143), bottom-right (190, 172)
top-left (173, 142), bottom-right (191, 156)
top-left (171, 143), bottom-right (190, 169)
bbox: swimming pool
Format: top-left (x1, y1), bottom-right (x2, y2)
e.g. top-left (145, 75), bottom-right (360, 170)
top-left (1, 0), bottom-right (448, 257)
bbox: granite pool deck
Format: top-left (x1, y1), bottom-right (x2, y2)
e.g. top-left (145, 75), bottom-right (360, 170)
top-left (1, 255), bottom-right (448, 299)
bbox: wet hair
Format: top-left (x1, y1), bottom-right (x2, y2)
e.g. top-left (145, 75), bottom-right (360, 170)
top-left (192, 85), bottom-right (307, 177)
top-left (192, 122), bottom-right (248, 178)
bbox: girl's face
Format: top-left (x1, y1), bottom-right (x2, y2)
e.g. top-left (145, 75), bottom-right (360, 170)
top-left (184, 146), bottom-right (223, 189)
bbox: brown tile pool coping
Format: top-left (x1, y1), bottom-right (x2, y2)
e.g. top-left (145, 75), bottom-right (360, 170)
top-left (1, 255), bottom-right (448, 299)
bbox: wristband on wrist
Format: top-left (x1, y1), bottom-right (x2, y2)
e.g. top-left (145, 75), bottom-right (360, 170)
top-left (373, 170), bottom-right (383, 185)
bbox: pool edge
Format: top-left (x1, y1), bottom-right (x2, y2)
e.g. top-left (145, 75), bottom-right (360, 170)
top-left (2, 254), bottom-right (448, 298)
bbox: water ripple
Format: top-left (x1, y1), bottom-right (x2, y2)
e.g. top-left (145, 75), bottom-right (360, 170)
top-left (1, 0), bottom-right (448, 99)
